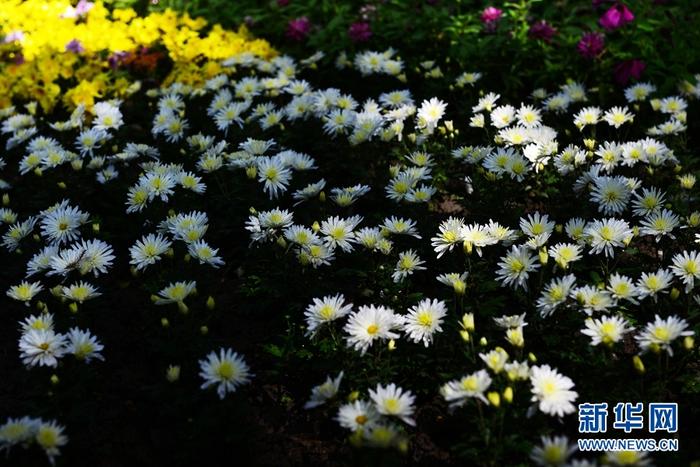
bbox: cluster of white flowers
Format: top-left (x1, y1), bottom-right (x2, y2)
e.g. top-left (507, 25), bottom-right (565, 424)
top-left (1, 42), bottom-right (699, 465)
top-left (0, 416), bottom-right (68, 465)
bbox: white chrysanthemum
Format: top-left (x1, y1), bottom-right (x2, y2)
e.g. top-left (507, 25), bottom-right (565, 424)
top-left (530, 435), bottom-right (577, 466)
top-left (18, 329), bottom-right (68, 368)
top-left (66, 327), bottom-right (105, 362)
top-left (344, 305), bottom-right (402, 355)
top-left (636, 268), bottom-right (673, 301)
top-left (256, 157), bottom-right (292, 199)
top-left (92, 101), bottom-right (123, 131)
top-left (460, 223), bottom-right (498, 255)
top-left (304, 294), bottom-right (353, 336)
top-left (632, 187), bottom-right (666, 217)
top-left (416, 97), bottom-right (446, 133)
top-left (199, 348), bottom-right (253, 399)
top-left (6, 281), bottom-right (43, 305)
top-left (495, 245), bottom-right (540, 290)
top-left (61, 281), bottom-right (101, 303)
top-left (607, 273), bottom-right (639, 304)
top-left (670, 250), bottom-right (700, 292)
top-left (529, 364), bottom-right (578, 417)
top-left (639, 208), bottom-right (680, 241)
top-left (35, 420), bottom-right (68, 464)
top-left (537, 274), bottom-right (576, 317)
top-left (573, 106), bottom-right (601, 129)
top-left (336, 400), bottom-right (379, 431)
top-left (155, 281), bottom-right (196, 305)
top-left (188, 240), bottom-right (225, 268)
top-left (304, 371), bottom-right (344, 409)
top-left (602, 106), bottom-right (634, 128)
top-left (440, 369), bottom-right (492, 407)
top-left (402, 298), bottom-right (447, 347)
top-left (548, 243), bottom-right (582, 270)
top-left (603, 450), bottom-right (653, 467)
top-left (431, 217), bottom-right (465, 258)
top-left (624, 82), bottom-right (655, 102)
top-left (382, 216), bottom-right (421, 239)
top-left (520, 212), bottom-right (555, 238)
top-left (392, 249), bottom-right (426, 283)
top-left (590, 176), bottom-right (632, 215)
top-left (0, 416), bottom-right (39, 450)
top-left (581, 315), bottom-right (632, 346)
top-left (635, 314), bottom-right (694, 356)
top-left (369, 383), bottom-right (416, 426)
top-left (40, 204), bottom-right (89, 246)
top-left (571, 285), bottom-right (616, 315)
top-left (585, 218), bottom-right (633, 258)
top-left (129, 233), bottom-right (172, 271)
top-left (480, 347), bottom-right (509, 373)
top-left (320, 215), bottom-right (362, 253)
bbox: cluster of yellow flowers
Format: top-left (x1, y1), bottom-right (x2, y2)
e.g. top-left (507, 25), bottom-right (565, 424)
top-left (0, 0), bottom-right (276, 111)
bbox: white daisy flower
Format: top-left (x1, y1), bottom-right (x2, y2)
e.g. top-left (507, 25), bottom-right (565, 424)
top-left (635, 315), bottom-right (694, 356)
top-left (18, 329), bottom-right (68, 368)
top-left (440, 369), bottom-right (492, 407)
top-left (581, 315), bottom-right (633, 346)
top-left (392, 249), bottom-right (426, 283)
top-left (529, 364), bottom-right (578, 417)
top-left (304, 294), bottom-right (353, 336)
top-left (65, 328), bottom-right (105, 362)
top-left (369, 383), bottom-right (416, 426)
top-left (304, 371), bottom-right (344, 409)
top-left (199, 348), bottom-right (253, 399)
top-left (336, 400), bottom-right (379, 431)
top-left (344, 305), bottom-right (402, 355)
top-left (402, 298), bottom-right (447, 347)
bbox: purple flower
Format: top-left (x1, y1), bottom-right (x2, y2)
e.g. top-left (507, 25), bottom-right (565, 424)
top-left (577, 32), bottom-right (605, 59)
top-left (286, 17), bottom-right (311, 41)
top-left (65, 39), bottom-right (85, 54)
top-left (528, 20), bottom-right (557, 42)
top-left (481, 6), bottom-right (503, 23)
top-left (61, 0), bottom-right (94, 19)
top-left (348, 21), bottom-right (372, 42)
top-left (277, 0), bottom-right (289, 6)
top-left (3, 30), bottom-right (24, 43)
top-left (108, 51), bottom-right (130, 70)
top-left (75, 0), bottom-right (94, 15)
top-left (599, 3), bottom-right (634, 30)
top-left (614, 59), bottom-right (646, 84)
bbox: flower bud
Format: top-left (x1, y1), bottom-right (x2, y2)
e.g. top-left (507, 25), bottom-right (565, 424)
top-left (503, 387), bottom-right (514, 404)
top-left (166, 365), bottom-right (181, 382)
top-left (632, 355), bottom-right (645, 374)
top-left (683, 336), bottom-right (694, 350)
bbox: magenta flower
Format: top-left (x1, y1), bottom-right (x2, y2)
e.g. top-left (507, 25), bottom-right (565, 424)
top-left (481, 6), bottom-right (503, 23)
top-left (65, 39), bottom-right (85, 53)
top-left (599, 3), bottom-right (634, 30)
top-left (277, 0), bottom-right (290, 6)
top-left (528, 20), bottom-right (557, 42)
top-left (481, 6), bottom-right (503, 33)
top-left (614, 59), bottom-right (646, 84)
top-left (577, 32), bottom-right (605, 59)
top-left (286, 16), bottom-right (311, 41)
top-left (348, 21), bottom-right (372, 42)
